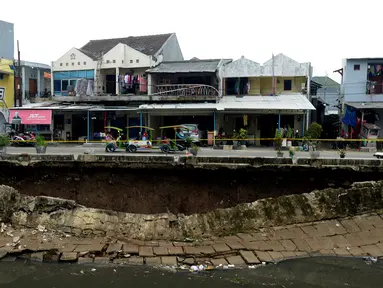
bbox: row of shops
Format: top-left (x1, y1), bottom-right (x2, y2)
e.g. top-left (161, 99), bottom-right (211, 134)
top-left (8, 94), bottom-right (315, 145)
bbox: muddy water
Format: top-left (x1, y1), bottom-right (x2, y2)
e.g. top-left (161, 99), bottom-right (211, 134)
top-left (0, 257), bottom-right (382, 287)
top-left (0, 164), bottom-right (382, 215)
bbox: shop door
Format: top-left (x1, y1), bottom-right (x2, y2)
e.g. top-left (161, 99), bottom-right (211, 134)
top-left (71, 114), bottom-right (87, 140)
top-left (29, 79), bottom-right (37, 96)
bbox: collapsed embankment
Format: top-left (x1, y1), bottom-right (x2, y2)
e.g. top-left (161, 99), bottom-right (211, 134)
top-left (0, 154), bottom-right (383, 216)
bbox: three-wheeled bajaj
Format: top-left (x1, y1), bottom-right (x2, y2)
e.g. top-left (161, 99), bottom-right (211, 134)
top-left (104, 126), bottom-right (125, 152)
top-left (125, 126), bottom-right (156, 153)
top-left (159, 125), bottom-right (192, 154)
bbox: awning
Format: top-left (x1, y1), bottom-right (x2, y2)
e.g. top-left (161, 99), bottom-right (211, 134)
top-left (140, 94), bottom-right (315, 111)
top-left (345, 102), bottom-right (383, 109)
top-left (9, 109), bottom-right (52, 125)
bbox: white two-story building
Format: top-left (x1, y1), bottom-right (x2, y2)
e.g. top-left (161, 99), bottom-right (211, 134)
top-left (339, 58), bottom-right (383, 137)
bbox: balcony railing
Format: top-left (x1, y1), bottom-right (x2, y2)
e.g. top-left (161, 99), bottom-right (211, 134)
top-left (152, 84), bottom-right (219, 97)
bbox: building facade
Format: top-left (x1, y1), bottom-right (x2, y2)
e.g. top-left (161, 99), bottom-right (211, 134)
top-left (340, 58), bottom-right (383, 138)
top-left (0, 58), bottom-right (14, 133)
top-left (0, 20), bottom-right (14, 60)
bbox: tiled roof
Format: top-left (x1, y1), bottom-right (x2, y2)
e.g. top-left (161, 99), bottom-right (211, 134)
top-left (80, 33), bottom-right (173, 58)
top-left (147, 59), bottom-right (225, 73)
top-left (312, 76), bottom-right (340, 88)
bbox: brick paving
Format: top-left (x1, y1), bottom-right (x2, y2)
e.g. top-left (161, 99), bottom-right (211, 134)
top-left (3, 212), bottom-right (383, 267)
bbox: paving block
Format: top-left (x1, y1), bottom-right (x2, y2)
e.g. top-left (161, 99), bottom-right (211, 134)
top-left (268, 251), bottom-right (284, 262)
top-left (182, 258), bottom-right (195, 265)
top-left (251, 232), bottom-right (269, 241)
top-left (113, 258), bottom-right (130, 265)
top-left (158, 241), bottom-right (174, 247)
top-left (225, 241), bottom-right (245, 250)
top-left (314, 223), bottom-right (335, 237)
top-left (353, 217), bottom-right (375, 231)
top-left (319, 249), bottom-right (336, 256)
top-left (301, 225), bottom-right (320, 238)
top-left (348, 246), bottom-right (365, 257)
top-left (153, 247), bottom-right (169, 256)
top-left (94, 257), bottom-right (111, 264)
top-left (145, 257), bottom-right (162, 265)
top-left (224, 235), bottom-right (242, 242)
top-left (333, 248), bottom-right (351, 256)
top-left (254, 251), bottom-right (273, 262)
top-left (139, 246), bottom-right (154, 257)
top-left (75, 243), bottom-right (106, 253)
top-left (123, 244), bottom-right (139, 254)
top-left (367, 215), bottom-right (383, 228)
top-left (328, 235), bottom-right (349, 248)
top-left (183, 247), bottom-right (201, 255)
top-left (168, 247), bottom-right (184, 256)
top-left (78, 257), bottom-right (94, 264)
top-left (129, 257), bottom-right (144, 265)
top-left (106, 243), bottom-right (123, 254)
top-left (237, 233), bottom-right (254, 242)
top-left (60, 252), bottom-right (78, 262)
top-left (211, 258), bottom-right (228, 266)
top-left (161, 256), bottom-right (177, 266)
top-left (360, 245), bottom-right (383, 257)
top-left (213, 243), bottom-right (231, 253)
top-left (226, 255), bottom-right (246, 266)
top-left (344, 233), bottom-right (364, 247)
top-left (279, 239), bottom-right (297, 251)
top-left (198, 246), bottom-right (215, 255)
top-left (340, 219), bottom-right (361, 233)
top-left (239, 250), bottom-right (260, 264)
top-left (263, 241), bottom-right (285, 252)
top-left (30, 252), bottom-right (44, 262)
top-left (281, 251), bottom-right (297, 258)
top-left (58, 243), bottom-right (77, 253)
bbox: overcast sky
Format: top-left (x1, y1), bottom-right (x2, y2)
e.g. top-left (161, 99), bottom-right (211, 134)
top-left (1, 0), bottom-right (381, 83)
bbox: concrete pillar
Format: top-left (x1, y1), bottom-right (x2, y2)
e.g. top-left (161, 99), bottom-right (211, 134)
top-left (21, 66), bottom-right (26, 100)
top-left (116, 67), bottom-right (120, 95)
top-left (37, 68), bottom-right (41, 97)
top-left (50, 63), bottom-right (54, 96)
top-left (148, 74), bottom-right (153, 95)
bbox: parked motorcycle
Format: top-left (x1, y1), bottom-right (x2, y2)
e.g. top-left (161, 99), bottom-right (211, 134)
top-left (12, 132), bottom-right (36, 147)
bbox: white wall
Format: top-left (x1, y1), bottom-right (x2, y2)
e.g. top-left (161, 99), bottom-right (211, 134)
top-left (52, 48), bottom-right (96, 71)
top-left (158, 34), bottom-right (184, 62)
top-left (342, 58), bottom-right (383, 102)
top-left (103, 43), bottom-right (152, 69)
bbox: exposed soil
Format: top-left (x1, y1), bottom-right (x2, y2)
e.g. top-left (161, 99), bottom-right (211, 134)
top-left (0, 163), bottom-right (382, 215)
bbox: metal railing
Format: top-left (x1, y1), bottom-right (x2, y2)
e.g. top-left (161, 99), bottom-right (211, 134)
top-left (152, 84), bottom-right (219, 97)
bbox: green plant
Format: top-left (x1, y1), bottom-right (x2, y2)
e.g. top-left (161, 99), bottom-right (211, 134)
top-left (274, 129), bottom-right (283, 151)
top-left (286, 126), bottom-right (293, 139)
top-left (0, 135), bottom-right (9, 147)
top-left (35, 135), bottom-right (47, 147)
top-left (289, 148), bottom-right (295, 158)
top-left (306, 122), bottom-right (323, 139)
top-left (191, 143), bottom-right (200, 151)
top-left (237, 128), bottom-right (247, 140)
top-left (338, 149), bottom-right (346, 157)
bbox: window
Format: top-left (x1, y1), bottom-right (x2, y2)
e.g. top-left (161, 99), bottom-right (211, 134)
top-left (136, 59), bottom-right (139, 63)
top-left (106, 60), bottom-right (110, 64)
top-left (130, 60), bottom-right (133, 63)
top-left (113, 60), bottom-right (116, 63)
top-left (122, 60), bottom-right (124, 64)
top-left (66, 63), bottom-right (68, 66)
top-left (62, 80), bottom-right (69, 91)
top-left (0, 74), bottom-right (3, 80)
top-left (83, 62), bottom-right (86, 65)
top-left (78, 62), bottom-right (80, 65)
top-left (72, 62), bottom-right (74, 66)
top-left (284, 80), bottom-right (292, 91)
top-left (354, 64), bottom-right (360, 71)
top-left (60, 63), bottom-right (63, 66)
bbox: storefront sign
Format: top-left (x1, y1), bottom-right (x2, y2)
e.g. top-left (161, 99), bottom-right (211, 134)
top-left (9, 110), bottom-right (52, 125)
top-left (0, 87), bottom-right (4, 100)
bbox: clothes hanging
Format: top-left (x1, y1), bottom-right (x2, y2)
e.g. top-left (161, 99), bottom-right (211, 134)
top-left (138, 76), bottom-right (147, 93)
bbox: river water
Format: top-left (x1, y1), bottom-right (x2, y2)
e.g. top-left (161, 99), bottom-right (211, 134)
top-left (0, 257), bottom-right (382, 287)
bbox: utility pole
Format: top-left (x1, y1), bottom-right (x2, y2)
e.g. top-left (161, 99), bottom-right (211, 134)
top-left (272, 54), bottom-right (275, 96)
top-left (17, 41), bottom-right (21, 107)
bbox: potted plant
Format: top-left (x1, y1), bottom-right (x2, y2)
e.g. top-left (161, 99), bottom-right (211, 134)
top-left (305, 123), bottom-right (323, 159)
top-left (339, 149), bottom-right (346, 159)
top-left (190, 143), bottom-right (200, 156)
top-left (275, 129), bottom-right (284, 157)
top-left (237, 128), bottom-right (247, 146)
top-left (289, 147), bottom-right (295, 159)
top-left (232, 130), bottom-right (238, 146)
top-left (0, 134), bottom-right (9, 154)
top-left (286, 126), bottom-right (293, 148)
top-left (35, 135), bottom-right (48, 154)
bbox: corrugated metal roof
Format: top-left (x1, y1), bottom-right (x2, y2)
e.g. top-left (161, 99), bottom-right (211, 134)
top-left (80, 33), bottom-right (173, 57)
top-left (346, 102), bottom-right (383, 109)
top-left (140, 94), bottom-right (315, 111)
top-left (147, 59), bottom-right (223, 73)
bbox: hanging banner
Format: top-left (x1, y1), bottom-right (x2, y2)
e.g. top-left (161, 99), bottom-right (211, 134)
top-left (9, 110), bottom-right (52, 125)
